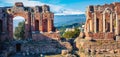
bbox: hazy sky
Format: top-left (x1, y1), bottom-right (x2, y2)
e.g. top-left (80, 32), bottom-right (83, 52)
top-left (0, 0), bottom-right (120, 15)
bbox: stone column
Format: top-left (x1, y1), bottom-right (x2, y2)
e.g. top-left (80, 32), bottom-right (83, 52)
top-left (31, 13), bottom-right (33, 31)
top-left (88, 22), bottom-right (90, 32)
top-left (47, 19), bottom-right (52, 32)
top-left (103, 12), bottom-right (106, 32)
top-left (87, 23), bottom-right (90, 32)
top-left (87, 24), bottom-right (88, 32)
top-left (94, 13), bottom-right (97, 33)
top-left (110, 13), bottom-right (113, 32)
top-left (116, 12), bottom-right (119, 35)
top-left (31, 13), bottom-right (35, 33)
top-left (90, 20), bottom-right (93, 32)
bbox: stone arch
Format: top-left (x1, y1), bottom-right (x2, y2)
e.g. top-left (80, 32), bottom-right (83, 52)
top-left (103, 7), bottom-right (112, 14)
top-left (8, 12), bottom-right (31, 39)
top-left (103, 7), bottom-right (113, 32)
top-left (13, 16), bottom-right (25, 39)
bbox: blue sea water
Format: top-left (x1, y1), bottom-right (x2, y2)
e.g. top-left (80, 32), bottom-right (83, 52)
top-left (54, 14), bottom-right (86, 27)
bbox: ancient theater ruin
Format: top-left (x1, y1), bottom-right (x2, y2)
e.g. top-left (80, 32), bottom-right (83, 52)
top-left (83, 2), bottom-right (120, 40)
top-left (75, 2), bottom-right (120, 56)
top-left (0, 2), bottom-right (60, 41)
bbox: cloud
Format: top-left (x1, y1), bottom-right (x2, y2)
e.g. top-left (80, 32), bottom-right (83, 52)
top-left (5, 0), bottom-right (45, 6)
top-left (54, 9), bottom-right (85, 15)
top-left (4, 0), bottom-right (84, 15)
top-left (49, 4), bottom-right (85, 15)
top-left (13, 16), bottom-right (25, 20)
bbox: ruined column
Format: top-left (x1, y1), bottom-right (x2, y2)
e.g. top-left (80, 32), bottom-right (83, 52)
top-left (87, 23), bottom-right (90, 32)
top-left (31, 13), bottom-right (35, 33)
top-left (90, 20), bottom-right (93, 32)
top-left (103, 12), bottom-right (106, 32)
top-left (110, 13), bottom-right (113, 32)
top-left (87, 24), bottom-right (88, 32)
top-left (48, 19), bottom-right (52, 32)
top-left (94, 13), bottom-right (97, 33)
top-left (88, 22), bottom-right (90, 32)
top-left (116, 12), bottom-right (119, 35)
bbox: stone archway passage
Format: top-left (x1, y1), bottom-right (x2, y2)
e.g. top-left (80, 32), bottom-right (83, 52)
top-left (16, 43), bottom-right (21, 52)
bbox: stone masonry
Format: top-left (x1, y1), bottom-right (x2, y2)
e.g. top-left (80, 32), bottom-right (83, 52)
top-left (83, 2), bottom-right (120, 40)
top-left (0, 2), bottom-right (60, 41)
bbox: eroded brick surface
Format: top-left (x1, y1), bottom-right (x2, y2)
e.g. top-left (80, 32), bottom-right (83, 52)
top-left (0, 2), bottom-right (59, 41)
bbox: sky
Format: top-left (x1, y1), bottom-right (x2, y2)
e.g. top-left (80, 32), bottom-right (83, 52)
top-left (0, 0), bottom-right (120, 15)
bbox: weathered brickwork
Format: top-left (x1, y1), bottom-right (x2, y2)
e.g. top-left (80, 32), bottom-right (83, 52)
top-left (83, 2), bottom-right (120, 40)
top-left (0, 2), bottom-right (59, 41)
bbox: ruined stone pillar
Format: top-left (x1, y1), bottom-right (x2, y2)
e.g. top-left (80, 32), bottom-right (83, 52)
top-left (116, 12), bottom-right (119, 35)
top-left (103, 13), bottom-right (106, 32)
top-left (90, 20), bottom-right (93, 32)
top-left (94, 13), bottom-right (97, 33)
top-left (48, 19), bottom-right (52, 32)
top-left (86, 23), bottom-right (90, 32)
top-left (110, 13), bottom-right (113, 32)
top-left (87, 24), bottom-right (88, 32)
top-left (31, 13), bottom-right (34, 31)
top-left (32, 13), bottom-right (36, 33)
top-left (88, 23), bottom-right (90, 32)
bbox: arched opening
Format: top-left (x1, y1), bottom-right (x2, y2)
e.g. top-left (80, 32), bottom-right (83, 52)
top-left (96, 18), bottom-right (99, 32)
top-left (0, 20), bottom-right (2, 34)
top-left (43, 19), bottom-right (48, 32)
top-left (16, 43), bottom-right (21, 52)
top-left (13, 16), bottom-right (25, 40)
top-left (35, 20), bottom-right (39, 31)
top-left (106, 22), bottom-right (110, 32)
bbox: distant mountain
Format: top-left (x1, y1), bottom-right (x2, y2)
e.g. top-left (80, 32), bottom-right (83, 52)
top-left (56, 23), bottom-right (84, 30)
top-left (54, 14), bottom-right (86, 28)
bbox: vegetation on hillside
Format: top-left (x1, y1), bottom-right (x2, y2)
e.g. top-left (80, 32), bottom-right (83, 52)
top-left (62, 28), bottom-right (80, 39)
top-left (56, 23), bottom-right (84, 39)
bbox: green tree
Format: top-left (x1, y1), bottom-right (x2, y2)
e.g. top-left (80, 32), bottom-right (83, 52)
top-left (62, 28), bottom-right (80, 39)
top-left (14, 21), bottom-right (25, 40)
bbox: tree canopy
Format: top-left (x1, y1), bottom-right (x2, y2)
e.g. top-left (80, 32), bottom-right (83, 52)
top-left (14, 21), bottom-right (25, 40)
top-left (62, 28), bottom-right (80, 39)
